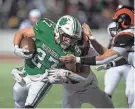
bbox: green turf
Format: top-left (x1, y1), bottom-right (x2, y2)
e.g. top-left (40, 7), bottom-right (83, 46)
top-left (0, 62), bottom-right (128, 108)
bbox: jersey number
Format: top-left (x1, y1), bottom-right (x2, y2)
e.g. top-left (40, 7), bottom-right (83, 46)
top-left (32, 48), bottom-right (59, 68)
top-left (43, 19), bottom-right (52, 27)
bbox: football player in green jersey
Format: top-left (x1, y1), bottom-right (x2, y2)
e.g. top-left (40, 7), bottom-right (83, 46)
top-left (12, 15), bottom-right (83, 108)
top-left (46, 25), bottom-right (114, 108)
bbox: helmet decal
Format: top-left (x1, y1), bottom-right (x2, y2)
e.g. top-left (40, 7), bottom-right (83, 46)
top-left (59, 17), bottom-right (69, 26)
top-left (54, 15), bottom-right (82, 50)
top-left (72, 17), bottom-right (79, 35)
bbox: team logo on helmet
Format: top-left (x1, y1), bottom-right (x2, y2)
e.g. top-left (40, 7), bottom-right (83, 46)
top-left (54, 15), bottom-right (82, 50)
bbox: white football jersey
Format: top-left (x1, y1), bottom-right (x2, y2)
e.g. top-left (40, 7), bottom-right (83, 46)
top-left (112, 27), bottom-right (134, 63)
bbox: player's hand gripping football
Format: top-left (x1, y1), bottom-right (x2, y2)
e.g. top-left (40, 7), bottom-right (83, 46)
top-left (14, 45), bottom-right (33, 59)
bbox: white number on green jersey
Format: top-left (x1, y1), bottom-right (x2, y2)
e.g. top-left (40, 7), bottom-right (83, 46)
top-left (32, 48), bottom-right (59, 68)
top-left (42, 18), bottom-right (52, 27)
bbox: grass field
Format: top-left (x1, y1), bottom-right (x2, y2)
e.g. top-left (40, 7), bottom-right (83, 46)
top-left (0, 61), bottom-right (128, 108)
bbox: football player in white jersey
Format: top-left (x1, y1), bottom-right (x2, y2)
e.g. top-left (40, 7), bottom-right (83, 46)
top-left (96, 22), bottom-right (131, 99)
top-left (59, 5), bottom-right (134, 108)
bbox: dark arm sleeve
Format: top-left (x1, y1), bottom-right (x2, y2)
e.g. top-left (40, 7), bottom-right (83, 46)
top-left (115, 58), bottom-right (128, 66)
top-left (106, 57), bottom-right (128, 69)
top-left (113, 33), bottom-right (134, 48)
top-left (80, 56), bottom-right (96, 65)
top-left (90, 39), bottom-right (105, 55)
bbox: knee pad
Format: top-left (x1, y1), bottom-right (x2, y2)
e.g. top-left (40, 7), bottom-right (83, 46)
top-left (25, 105), bottom-right (34, 108)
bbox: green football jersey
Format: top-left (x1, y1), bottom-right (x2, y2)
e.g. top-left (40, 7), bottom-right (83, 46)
top-left (24, 18), bottom-right (81, 75)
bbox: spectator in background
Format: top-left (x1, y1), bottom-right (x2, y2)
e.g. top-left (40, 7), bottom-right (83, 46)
top-left (1, 0), bottom-right (134, 29)
top-left (0, 0), bottom-right (13, 28)
top-left (8, 0), bottom-right (28, 29)
top-left (19, 9), bottom-right (41, 29)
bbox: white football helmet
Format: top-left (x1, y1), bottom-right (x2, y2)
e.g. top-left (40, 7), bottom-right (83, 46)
top-left (107, 22), bottom-right (117, 37)
top-left (54, 15), bottom-right (82, 50)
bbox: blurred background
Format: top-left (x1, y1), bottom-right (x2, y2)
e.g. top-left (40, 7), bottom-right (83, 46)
top-left (0, 0), bottom-right (134, 29)
top-left (0, 0), bottom-right (134, 108)
top-left (0, 0), bottom-right (134, 54)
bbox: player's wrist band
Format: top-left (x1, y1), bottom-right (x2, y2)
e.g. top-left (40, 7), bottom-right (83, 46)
top-left (107, 61), bottom-right (115, 69)
top-left (76, 57), bottom-right (81, 63)
top-left (109, 61), bottom-right (116, 67)
top-left (111, 61), bottom-right (116, 67)
top-left (81, 56), bottom-right (96, 65)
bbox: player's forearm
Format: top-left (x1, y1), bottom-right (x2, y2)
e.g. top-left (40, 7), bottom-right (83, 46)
top-left (13, 27), bottom-right (35, 46)
top-left (90, 39), bottom-right (108, 55)
top-left (76, 50), bottom-right (119, 65)
top-left (14, 30), bottom-right (24, 46)
top-left (68, 71), bottom-right (87, 82)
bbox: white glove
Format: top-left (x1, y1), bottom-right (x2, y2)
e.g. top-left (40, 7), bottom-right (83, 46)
top-left (48, 69), bottom-right (70, 77)
top-left (48, 69), bottom-right (87, 82)
top-left (96, 64), bottom-right (108, 71)
top-left (48, 75), bottom-right (62, 84)
top-left (47, 69), bottom-right (68, 83)
top-left (11, 68), bottom-right (26, 86)
top-left (14, 45), bottom-right (33, 59)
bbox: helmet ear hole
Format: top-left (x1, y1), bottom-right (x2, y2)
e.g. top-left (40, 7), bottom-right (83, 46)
top-left (123, 16), bottom-right (131, 25)
top-left (121, 14), bottom-right (131, 29)
top-left (121, 21), bottom-right (129, 29)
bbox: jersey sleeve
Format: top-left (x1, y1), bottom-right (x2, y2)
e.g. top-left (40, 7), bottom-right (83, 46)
top-left (113, 33), bottom-right (134, 47)
top-left (112, 33), bottom-right (134, 55)
top-left (33, 18), bottom-right (56, 40)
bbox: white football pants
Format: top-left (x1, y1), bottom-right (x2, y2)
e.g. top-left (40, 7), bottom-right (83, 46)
top-left (13, 75), bottom-right (52, 108)
top-left (104, 65), bottom-right (130, 95)
top-left (126, 66), bottom-right (134, 108)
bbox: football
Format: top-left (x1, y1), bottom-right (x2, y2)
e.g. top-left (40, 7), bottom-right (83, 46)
top-left (19, 37), bottom-right (36, 55)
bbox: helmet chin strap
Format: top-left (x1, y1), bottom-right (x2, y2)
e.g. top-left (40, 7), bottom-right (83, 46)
top-left (60, 43), bottom-right (68, 50)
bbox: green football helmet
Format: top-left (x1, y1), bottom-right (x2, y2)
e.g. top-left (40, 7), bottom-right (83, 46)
top-left (54, 15), bottom-right (82, 50)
